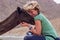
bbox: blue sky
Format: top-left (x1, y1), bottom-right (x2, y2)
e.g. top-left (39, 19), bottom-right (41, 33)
top-left (53, 0), bottom-right (60, 4)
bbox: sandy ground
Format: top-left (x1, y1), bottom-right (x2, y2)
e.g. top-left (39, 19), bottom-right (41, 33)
top-left (0, 0), bottom-right (60, 40)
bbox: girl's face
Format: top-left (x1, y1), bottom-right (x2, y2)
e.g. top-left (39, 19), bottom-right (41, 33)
top-left (28, 9), bottom-right (38, 17)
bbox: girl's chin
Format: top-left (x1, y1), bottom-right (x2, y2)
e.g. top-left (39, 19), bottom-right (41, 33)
top-left (32, 15), bottom-right (36, 17)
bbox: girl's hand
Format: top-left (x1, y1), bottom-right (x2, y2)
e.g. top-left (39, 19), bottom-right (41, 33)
top-left (28, 20), bottom-right (42, 36)
top-left (20, 22), bottom-right (30, 27)
top-left (29, 28), bottom-right (34, 32)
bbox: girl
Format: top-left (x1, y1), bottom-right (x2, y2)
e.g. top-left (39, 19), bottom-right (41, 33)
top-left (20, 1), bottom-right (58, 40)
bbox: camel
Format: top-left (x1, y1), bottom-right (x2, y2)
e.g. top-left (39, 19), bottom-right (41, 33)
top-left (0, 7), bottom-right (35, 35)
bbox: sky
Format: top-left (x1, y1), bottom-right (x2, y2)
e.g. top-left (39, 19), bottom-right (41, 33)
top-left (53, 0), bottom-right (60, 4)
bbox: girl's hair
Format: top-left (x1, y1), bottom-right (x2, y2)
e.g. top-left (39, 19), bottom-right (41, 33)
top-left (23, 1), bottom-right (40, 15)
top-left (34, 7), bottom-right (40, 15)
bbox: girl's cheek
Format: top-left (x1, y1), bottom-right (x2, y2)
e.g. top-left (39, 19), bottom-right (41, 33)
top-left (33, 11), bottom-right (38, 15)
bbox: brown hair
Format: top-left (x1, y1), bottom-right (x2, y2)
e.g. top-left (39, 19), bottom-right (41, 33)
top-left (34, 7), bottom-right (40, 14)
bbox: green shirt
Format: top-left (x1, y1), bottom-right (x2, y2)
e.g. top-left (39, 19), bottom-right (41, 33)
top-left (34, 13), bottom-right (58, 40)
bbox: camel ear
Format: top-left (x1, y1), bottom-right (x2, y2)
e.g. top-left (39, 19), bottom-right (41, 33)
top-left (17, 7), bottom-right (22, 14)
top-left (17, 7), bottom-right (20, 11)
top-left (17, 7), bottom-right (27, 14)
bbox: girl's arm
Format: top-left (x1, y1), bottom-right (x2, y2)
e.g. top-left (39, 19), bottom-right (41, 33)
top-left (29, 20), bottom-right (42, 36)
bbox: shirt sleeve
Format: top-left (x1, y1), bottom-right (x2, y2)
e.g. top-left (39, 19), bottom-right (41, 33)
top-left (34, 13), bottom-right (42, 21)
